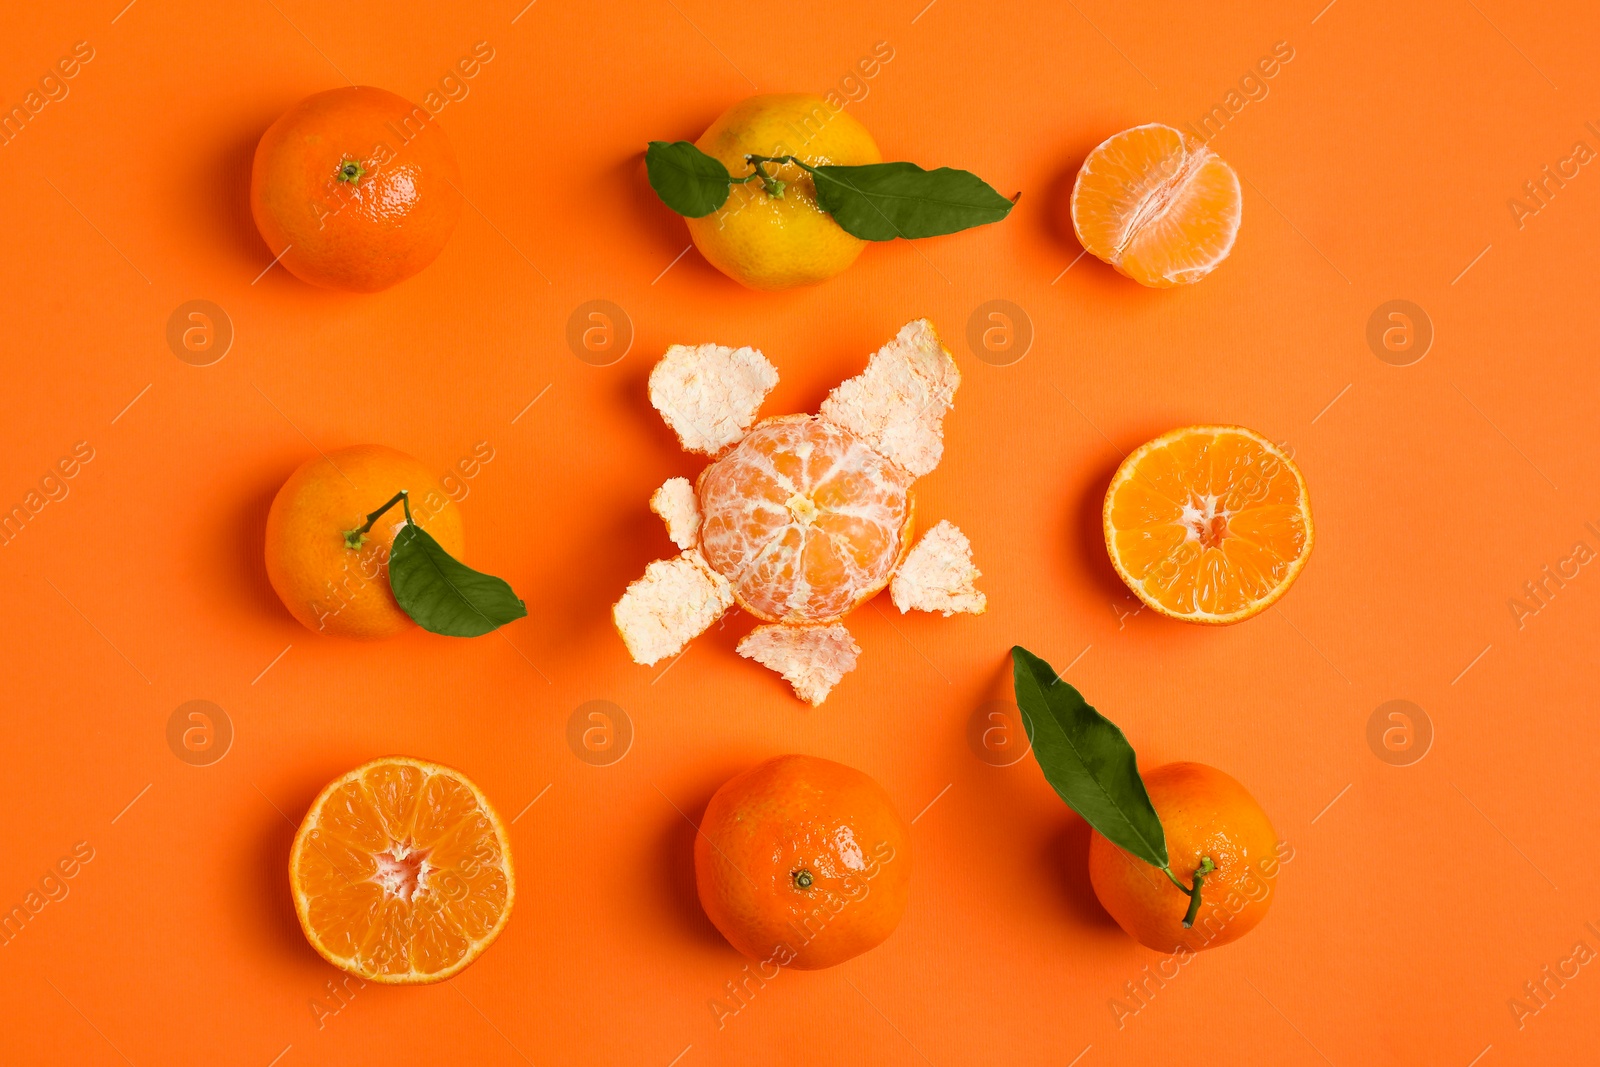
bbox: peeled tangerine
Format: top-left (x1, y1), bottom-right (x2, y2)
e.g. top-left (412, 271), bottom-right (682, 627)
top-left (1070, 123), bottom-right (1242, 287)
top-left (613, 320), bottom-right (986, 705)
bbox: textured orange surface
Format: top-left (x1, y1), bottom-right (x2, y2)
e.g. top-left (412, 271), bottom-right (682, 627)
top-left (1, 1), bottom-right (1597, 1064)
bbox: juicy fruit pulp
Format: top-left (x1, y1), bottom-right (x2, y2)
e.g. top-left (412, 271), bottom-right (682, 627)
top-left (289, 757), bottom-right (514, 983)
top-left (1104, 426), bottom-right (1312, 623)
top-left (250, 85), bottom-right (463, 292)
top-left (265, 444), bottom-right (465, 638)
top-left (686, 94), bottom-right (882, 290)
top-left (697, 415), bottom-right (913, 623)
top-left (695, 755), bottom-right (911, 970)
top-left (1071, 124), bottom-right (1242, 287)
top-left (1088, 762), bottom-right (1278, 953)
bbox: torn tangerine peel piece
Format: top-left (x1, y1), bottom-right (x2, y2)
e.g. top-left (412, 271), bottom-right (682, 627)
top-left (650, 476), bottom-right (701, 550)
top-left (819, 318), bottom-right (960, 478)
top-left (649, 343), bottom-right (778, 454)
top-left (891, 519), bottom-right (986, 616)
top-left (612, 550), bottom-right (733, 665)
top-left (737, 623), bottom-right (861, 706)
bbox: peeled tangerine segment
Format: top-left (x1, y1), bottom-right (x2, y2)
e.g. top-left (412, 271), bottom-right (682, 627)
top-left (738, 623), bottom-right (861, 706)
top-left (891, 520), bottom-right (986, 616)
top-left (1071, 123), bottom-right (1241, 287)
top-left (820, 318), bottom-right (960, 478)
top-left (612, 549), bottom-right (734, 665)
top-left (697, 415), bottom-right (912, 623)
top-left (1105, 426), bottom-right (1312, 624)
top-left (289, 758), bottom-right (514, 984)
top-left (650, 343), bottom-right (778, 454)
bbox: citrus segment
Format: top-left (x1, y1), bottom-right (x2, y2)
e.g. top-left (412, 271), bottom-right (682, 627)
top-left (698, 415), bottom-right (913, 623)
top-left (289, 757), bottom-right (514, 984)
top-left (1070, 124), bottom-right (1241, 288)
top-left (819, 319), bottom-right (960, 478)
top-left (1104, 426), bottom-right (1311, 623)
top-left (737, 623), bottom-right (861, 706)
top-left (890, 519), bottom-right (986, 616)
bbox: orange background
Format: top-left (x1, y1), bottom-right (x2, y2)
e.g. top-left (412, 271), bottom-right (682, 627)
top-left (2, 1), bottom-right (1597, 1064)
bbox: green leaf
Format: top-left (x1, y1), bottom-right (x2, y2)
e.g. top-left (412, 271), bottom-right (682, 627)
top-left (645, 140), bottom-right (732, 218)
top-left (810, 161), bottom-right (1015, 241)
top-left (389, 524), bottom-right (527, 637)
top-left (1012, 646), bottom-right (1168, 868)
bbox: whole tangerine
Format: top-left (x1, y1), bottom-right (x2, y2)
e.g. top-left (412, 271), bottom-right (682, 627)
top-left (1088, 762), bottom-right (1280, 953)
top-left (250, 86), bottom-right (462, 292)
top-left (686, 94), bottom-right (881, 291)
top-left (264, 444), bottom-right (464, 638)
top-left (695, 754), bottom-right (911, 969)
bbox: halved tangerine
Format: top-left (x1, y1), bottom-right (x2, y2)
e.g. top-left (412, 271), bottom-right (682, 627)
top-left (289, 756), bottom-right (515, 984)
top-left (1070, 123), bottom-right (1241, 287)
top-left (697, 414), bottom-right (914, 623)
top-left (1104, 426), bottom-right (1312, 624)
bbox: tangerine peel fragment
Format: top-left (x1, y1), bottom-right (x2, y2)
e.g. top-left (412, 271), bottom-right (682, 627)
top-left (890, 519), bottom-right (986, 616)
top-left (736, 623), bottom-right (861, 706)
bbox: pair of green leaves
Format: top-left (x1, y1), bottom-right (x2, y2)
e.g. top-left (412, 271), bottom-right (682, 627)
top-left (645, 140), bottom-right (1016, 241)
top-left (356, 492), bottom-right (527, 638)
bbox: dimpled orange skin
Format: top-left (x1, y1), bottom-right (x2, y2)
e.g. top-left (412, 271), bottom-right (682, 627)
top-left (250, 86), bottom-right (462, 292)
top-left (264, 445), bottom-right (464, 639)
top-left (1088, 762), bottom-right (1279, 954)
top-left (695, 755), bottom-right (911, 970)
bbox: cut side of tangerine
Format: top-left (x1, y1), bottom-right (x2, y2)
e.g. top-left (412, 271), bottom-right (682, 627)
top-left (289, 756), bottom-right (515, 984)
top-left (1104, 426), bottom-right (1312, 624)
top-left (698, 414), bottom-right (914, 623)
top-left (1070, 124), bottom-right (1242, 288)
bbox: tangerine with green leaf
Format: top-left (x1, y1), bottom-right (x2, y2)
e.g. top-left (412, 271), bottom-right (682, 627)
top-left (695, 754), bottom-right (911, 969)
top-left (684, 94), bottom-right (882, 290)
top-left (1012, 646), bottom-right (1280, 954)
top-left (645, 95), bottom-right (1016, 290)
top-left (1088, 762), bottom-right (1279, 953)
top-left (265, 445), bottom-right (465, 638)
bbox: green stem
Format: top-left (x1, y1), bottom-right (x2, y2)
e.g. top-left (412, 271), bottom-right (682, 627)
top-left (343, 490), bottom-right (409, 550)
top-left (1173, 856), bottom-right (1216, 929)
top-left (336, 159), bottom-right (366, 185)
top-left (739, 154), bottom-right (818, 199)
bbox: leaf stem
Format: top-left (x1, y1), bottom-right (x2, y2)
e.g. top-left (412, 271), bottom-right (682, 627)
top-left (343, 489), bottom-right (409, 550)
